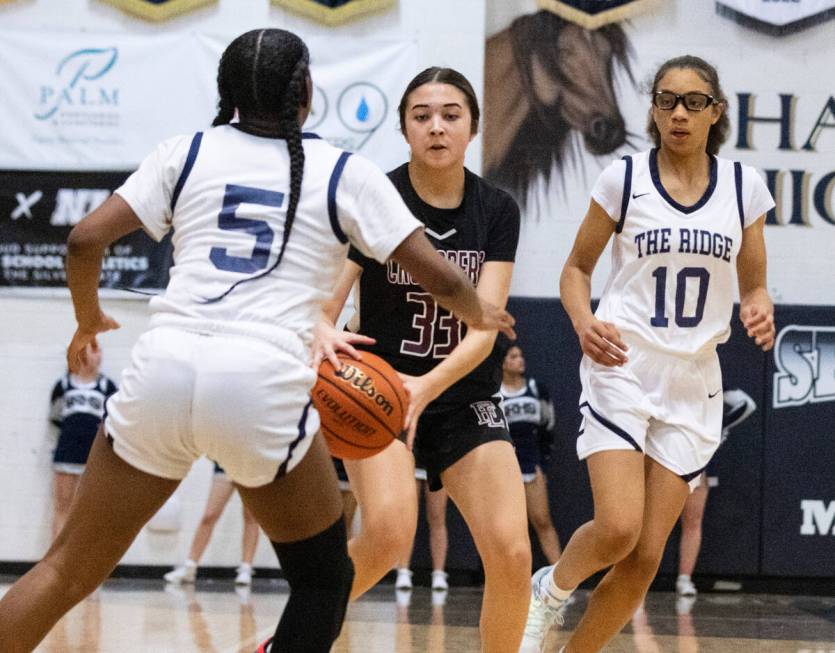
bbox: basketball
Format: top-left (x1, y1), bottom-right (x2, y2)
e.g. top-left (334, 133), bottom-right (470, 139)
top-left (312, 352), bottom-right (409, 460)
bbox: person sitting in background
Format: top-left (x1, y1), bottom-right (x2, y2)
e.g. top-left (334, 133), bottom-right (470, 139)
top-left (49, 343), bottom-right (117, 539)
top-left (500, 343), bottom-right (562, 565)
top-left (164, 461), bottom-right (260, 586)
top-left (676, 387), bottom-right (756, 597)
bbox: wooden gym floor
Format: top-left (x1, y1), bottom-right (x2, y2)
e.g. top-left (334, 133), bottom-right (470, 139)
top-left (2, 577), bottom-right (834, 652)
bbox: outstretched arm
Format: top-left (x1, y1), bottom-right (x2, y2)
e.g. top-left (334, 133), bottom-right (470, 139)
top-left (391, 229), bottom-right (515, 339)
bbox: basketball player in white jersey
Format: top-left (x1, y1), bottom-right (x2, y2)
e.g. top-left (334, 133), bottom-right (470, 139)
top-left (0, 29), bottom-right (515, 653)
top-left (521, 55), bottom-right (775, 652)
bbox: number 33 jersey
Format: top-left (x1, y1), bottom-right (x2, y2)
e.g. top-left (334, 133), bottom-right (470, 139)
top-left (591, 148), bottom-right (774, 356)
top-left (114, 126), bottom-right (421, 352)
top-left (348, 164), bottom-right (520, 405)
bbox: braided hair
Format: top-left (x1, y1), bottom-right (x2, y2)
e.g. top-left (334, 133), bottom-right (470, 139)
top-left (204, 28), bottom-right (310, 303)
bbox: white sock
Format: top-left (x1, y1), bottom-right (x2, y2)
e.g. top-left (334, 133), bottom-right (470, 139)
top-left (678, 574), bottom-right (691, 582)
top-left (544, 564), bottom-right (574, 601)
top-left (184, 559), bottom-right (198, 568)
top-left (239, 562), bottom-right (252, 570)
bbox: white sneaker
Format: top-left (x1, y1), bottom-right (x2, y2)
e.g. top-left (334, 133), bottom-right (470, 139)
top-left (520, 565), bottom-right (570, 653)
top-left (235, 584), bottom-right (252, 604)
top-left (235, 563), bottom-right (254, 586)
top-left (676, 574), bottom-right (697, 596)
top-left (431, 588), bottom-right (448, 607)
top-left (395, 568), bottom-right (413, 590)
top-left (431, 570), bottom-right (449, 591)
top-left (164, 562), bottom-right (197, 585)
top-left (676, 595), bottom-right (697, 615)
top-left (395, 587), bottom-right (412, 607)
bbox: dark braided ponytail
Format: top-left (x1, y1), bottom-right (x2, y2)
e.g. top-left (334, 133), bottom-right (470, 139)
top-left (203, 29), bottom-right (310, 303)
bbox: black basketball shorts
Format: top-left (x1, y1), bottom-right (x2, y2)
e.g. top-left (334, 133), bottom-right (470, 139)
top-left (413, 395), bottom-right (511, 491)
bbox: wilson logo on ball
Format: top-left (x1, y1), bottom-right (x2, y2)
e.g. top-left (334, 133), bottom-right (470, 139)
top-left (334, 363), bottom-right (395, 417)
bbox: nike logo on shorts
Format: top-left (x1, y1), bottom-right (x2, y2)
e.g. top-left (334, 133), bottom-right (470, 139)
top-left (708, 390), bottom-right (721, 398)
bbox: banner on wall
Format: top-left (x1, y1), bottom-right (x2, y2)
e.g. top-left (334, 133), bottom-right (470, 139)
top-left (0, 171), bottom-right (172, 290)
top-left (297, 37), bottom-right (415, 171)
top-left (0, 29), bottom-right (415, 173)
top-left (716, 0), bottom-right (835, 35)
top-left (0, 30), bottom-right (218, 171)
top-left (536, 0), bottom-right (659, 29)
top-left (273, 0), bottom-right (396, 25)
top-left (762, 309), bottom-right (835, 576)
top-left (97, 0), bottom-right (218, 21)
top-left (484, 0), bottom-right (835, 305)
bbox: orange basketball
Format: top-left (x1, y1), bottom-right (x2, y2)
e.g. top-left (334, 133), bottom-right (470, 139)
top-left (312, 352), bottom-right (409, 460)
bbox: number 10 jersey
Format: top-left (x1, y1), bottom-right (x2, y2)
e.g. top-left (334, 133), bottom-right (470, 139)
top-left (591, 148), bottom-right (774, 357)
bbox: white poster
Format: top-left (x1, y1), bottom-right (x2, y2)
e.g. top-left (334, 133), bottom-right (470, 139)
top-left (0, 30), bottom-right (416, 172)
top-left (485, 1), bottom-right (835, 305)
top-left (0, 30), bottom-right (218, 170)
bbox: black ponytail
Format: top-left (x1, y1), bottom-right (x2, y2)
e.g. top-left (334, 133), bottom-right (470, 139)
top-left (203, 29), bottom-right (310, 303)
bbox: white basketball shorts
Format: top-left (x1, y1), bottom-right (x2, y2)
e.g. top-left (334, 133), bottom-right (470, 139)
top-left (576, 344), bottom-right (723, 490)
top-left (105, 326), bottom-right (319, 488)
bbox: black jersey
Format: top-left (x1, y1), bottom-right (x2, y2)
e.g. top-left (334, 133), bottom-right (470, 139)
top-left (50, 373), bottom-right (118, 465)
top-left (348, 164), bottom-right (520, 405)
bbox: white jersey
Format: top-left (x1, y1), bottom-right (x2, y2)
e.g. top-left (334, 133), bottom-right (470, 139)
top-left (116, 125), bottom-right (421, 353)
top-left (591, 148), bottom-right (774, 356)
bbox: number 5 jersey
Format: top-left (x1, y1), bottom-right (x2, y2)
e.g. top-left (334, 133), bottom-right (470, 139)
top-left (114, 126), bottom-right (421, 353)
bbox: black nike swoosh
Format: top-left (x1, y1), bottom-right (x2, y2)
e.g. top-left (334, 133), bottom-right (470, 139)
top-left (632, 192), bottom-right (650, 199)
top-left (708, 390), bottom-right (721, 398)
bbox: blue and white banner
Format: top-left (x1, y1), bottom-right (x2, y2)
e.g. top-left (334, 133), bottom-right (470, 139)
top-left (0, 30), bottom-right (416, 173)
top-left (0, 30), bottom-right (218, 171)
top-left (716, 0), bottom-right (835, 35)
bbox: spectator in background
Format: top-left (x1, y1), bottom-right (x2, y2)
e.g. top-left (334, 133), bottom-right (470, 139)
top-left (500, 344), bottom-right (562, 565)
top-left (49, 343), bottom-right (117, 539)
top-left (395, 468), bottom-right (450, 593)
top-left (676, 387), bottom-right (756, 597)
top-left (164, 461), bottom-right (260, 586)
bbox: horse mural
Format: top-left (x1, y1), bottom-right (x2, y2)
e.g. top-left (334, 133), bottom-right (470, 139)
top-left (484, 10), bottom-right (636, 207)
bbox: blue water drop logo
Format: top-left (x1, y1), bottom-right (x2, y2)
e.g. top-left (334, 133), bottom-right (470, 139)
top-left (356, 96), bottom-right (370, 123)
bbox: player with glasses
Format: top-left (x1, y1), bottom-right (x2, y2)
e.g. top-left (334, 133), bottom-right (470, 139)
top-left (652, 91), bottom-right (721, 112)
top-left (521, 54), bottom-right (774, 653)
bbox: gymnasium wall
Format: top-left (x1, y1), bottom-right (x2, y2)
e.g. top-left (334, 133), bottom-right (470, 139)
top-left (0, 0), bottom-right (487, 568)
top-left (1, 0), bottom-right (833, 580)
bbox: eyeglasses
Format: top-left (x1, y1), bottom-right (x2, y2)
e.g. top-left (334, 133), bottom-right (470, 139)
top-left (652, 91), bottom-right (719, 112)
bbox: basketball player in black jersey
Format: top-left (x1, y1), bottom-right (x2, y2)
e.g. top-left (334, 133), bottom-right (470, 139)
top-left (316, 67), bottom-right (531, 651)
